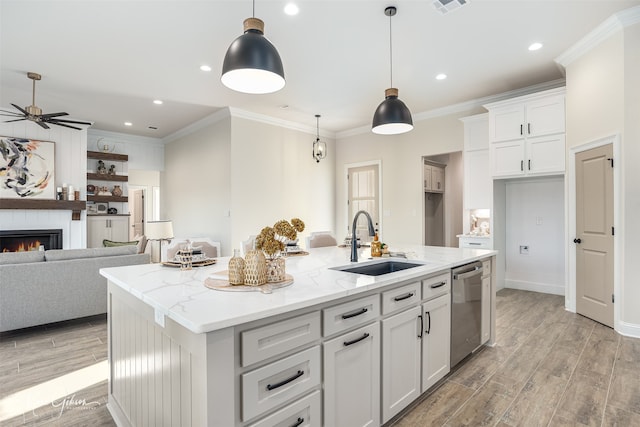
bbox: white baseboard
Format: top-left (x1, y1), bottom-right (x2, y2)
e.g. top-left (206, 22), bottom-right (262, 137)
top-left (504, 279), bottom-right (565, 296)
top-left (617, 321), bottom-right (640, 339)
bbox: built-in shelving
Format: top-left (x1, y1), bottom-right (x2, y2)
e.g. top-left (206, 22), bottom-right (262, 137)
top-left (86, 150), bottom-right (129, 203)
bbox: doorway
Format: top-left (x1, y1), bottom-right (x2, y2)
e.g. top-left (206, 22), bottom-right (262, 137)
top-left (128, 188), bottom-right (145, 240)
top-left (347, 163), bottom-right (380, 242)
top-left (575, 143), bottom-right (614, 327)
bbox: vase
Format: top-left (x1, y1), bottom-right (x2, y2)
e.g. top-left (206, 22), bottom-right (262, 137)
top-left (266, 257), bottom-right (286, 283)
top-left (244, 250), bottom-right (267, 286)
top-left (111, 185), bottom-right (123, 197)
top-left (228, 249), bottom-right (245, 285)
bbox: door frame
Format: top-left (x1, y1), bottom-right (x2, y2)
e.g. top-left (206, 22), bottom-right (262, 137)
top-left (344, 160), bottom-right (383, 237)
top-left (567, 134), bottom-right (621, 330)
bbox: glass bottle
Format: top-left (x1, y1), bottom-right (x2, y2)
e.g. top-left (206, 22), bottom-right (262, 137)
top-left (371, 233), bottom-right (382, 257)
top-left (228, 249), bottom-right (246, 285)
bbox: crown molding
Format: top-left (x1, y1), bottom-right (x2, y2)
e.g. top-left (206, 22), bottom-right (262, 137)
top-left (555, 5), bottom-right (640, 68)
top-left (228, 107), bottom-right (336, 139)
top-left (335, 79), bottom-right (566, 140)
top-left (161, 107), bottom-right (230, 144)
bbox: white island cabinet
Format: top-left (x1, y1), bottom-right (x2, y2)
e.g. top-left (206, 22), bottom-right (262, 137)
top-left (102, 245), bottom-right (496, 427)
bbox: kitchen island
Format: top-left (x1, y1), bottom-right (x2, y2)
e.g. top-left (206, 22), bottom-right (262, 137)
top-left (102, 245), bottom-right (496, 427)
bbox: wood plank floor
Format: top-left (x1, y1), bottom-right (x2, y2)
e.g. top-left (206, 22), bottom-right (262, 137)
top-left (1, 289), bottom-right (639, 426)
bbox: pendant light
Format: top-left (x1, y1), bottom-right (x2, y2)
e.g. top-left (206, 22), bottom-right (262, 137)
top-left (372, 6), bottom-right (413, 135)
top-left (313, 114), bottom-right (327, 163)
top-left (221, 0), bottom-right (285, 94)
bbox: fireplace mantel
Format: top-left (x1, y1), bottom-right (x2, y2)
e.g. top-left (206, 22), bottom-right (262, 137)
top-left (0, 199), bottom-right (86, 220)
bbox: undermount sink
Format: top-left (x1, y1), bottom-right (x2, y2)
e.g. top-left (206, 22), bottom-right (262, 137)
top-left (331, 260), bottom-right (425, 276)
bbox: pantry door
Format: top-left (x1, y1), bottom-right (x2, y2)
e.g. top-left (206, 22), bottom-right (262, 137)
top-left (575, 144), bottom-right (614, 327)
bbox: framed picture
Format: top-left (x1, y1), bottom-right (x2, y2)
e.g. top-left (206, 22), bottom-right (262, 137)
top-left (0, 136), bottom-right (55, 199)
top-left (87, 202), bottom-right (98, 214)
top-left (96, 202), bottom-right (109, 214)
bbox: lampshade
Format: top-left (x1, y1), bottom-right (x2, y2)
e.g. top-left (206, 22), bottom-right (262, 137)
top-left (221, 17), bottom-right (285, 94)
top-left (371, 6), bottom-right (413, 135)
top-left (146, 220), bottom-right (174, 240)
top-left (372, 88), bottom-right (414, 135)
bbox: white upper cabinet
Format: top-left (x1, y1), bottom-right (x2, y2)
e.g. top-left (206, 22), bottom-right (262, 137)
top-left (485, 87), bottom-right (566, 179)
top-left (460, 114), bottom-right (490, 209)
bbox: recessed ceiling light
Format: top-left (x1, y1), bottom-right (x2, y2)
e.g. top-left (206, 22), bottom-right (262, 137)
top-left (153, 100), bottom-right (163, 105)
top-left (528, 42), bottom-right (543, 51)
top-left (284, 3), bottom-right (299, 15)
top-left (436, 73), bottom-right (447, 80)
top-left (200, 65), bottom-right (212, 72)
top-left (124, 122), bottom-right (132, 126)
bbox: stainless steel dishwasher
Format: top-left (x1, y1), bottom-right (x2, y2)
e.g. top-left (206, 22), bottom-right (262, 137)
top-left (451, 261), bottom-right (483, 368)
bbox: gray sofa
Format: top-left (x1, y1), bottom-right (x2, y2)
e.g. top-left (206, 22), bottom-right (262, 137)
top-left (0, 246), bottom-right (150, 332)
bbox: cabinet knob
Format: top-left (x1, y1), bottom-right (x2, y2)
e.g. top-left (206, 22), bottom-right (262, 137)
top-left (573, 238), bottom-right (582, 244)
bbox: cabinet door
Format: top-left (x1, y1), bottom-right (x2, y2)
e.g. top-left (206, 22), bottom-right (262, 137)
top-left (421, 294), bottom-right (450, 392)
top-left (481, 276), bottom-right (491, 345)
top-left (463, 114), bottom-right (489, 151)
top-left (525, 95), bottom-right (565, 137)
top-left (489, 104), bottom-right (524, 142)
top-left (464, 149), bottom-right (491, 209)
top-left (324, 322), bottom-right (380, 427)
top-left (87, 217), bottom-right (109, 248)
top-left (490, 140), bottom-right (525, 178)
top-left (526, 134), bottom-right (565, 176)
top-left (381, 306), bottom-right (421, 423)
top-left (423, 164), bottom-right (432, 191)
top-left (431, 167), bottom-right (444, 192)
top-left (109, 216), bottom-right (130, 242)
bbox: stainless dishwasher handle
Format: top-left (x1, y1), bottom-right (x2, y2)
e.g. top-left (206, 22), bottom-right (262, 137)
top-left (453, 267), bottom-right (482, 280)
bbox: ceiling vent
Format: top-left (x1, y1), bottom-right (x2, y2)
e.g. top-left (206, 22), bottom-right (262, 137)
top-left (432, 0), bottom-right (468, 15)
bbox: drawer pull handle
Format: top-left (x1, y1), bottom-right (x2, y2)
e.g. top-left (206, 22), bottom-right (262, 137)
top-left (469, 242), bottom-right (481, 246)
top-left (426, 311), bottom-right (431, 335)
top-left (291, 417), bottom-right (304, 427)
top-left (341, 307), bottom-right (368, 320)
top-left (418, 315), bottom-right (423, 338)
top-left (344, 332), bottom-right (370, 347)
top-left (393, 292), bottom-right (414, 302)
top-left (430, 281), bottom-right (446, 289)
top-left (266, 370), bottom-right (304, 391)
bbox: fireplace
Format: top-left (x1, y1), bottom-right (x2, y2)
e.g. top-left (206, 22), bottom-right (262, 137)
top-left (0, 229), bottom-right (63, 252)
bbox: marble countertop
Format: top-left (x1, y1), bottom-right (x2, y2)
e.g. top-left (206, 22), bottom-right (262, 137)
top-left (101, 244), bottom-right (496, 334)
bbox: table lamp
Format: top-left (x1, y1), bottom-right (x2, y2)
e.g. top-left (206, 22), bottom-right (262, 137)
top-left (146, 220), bottom-right (174, 263)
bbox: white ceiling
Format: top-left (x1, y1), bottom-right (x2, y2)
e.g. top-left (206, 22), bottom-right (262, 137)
top-left (1, 0), bottom-right (638, 138)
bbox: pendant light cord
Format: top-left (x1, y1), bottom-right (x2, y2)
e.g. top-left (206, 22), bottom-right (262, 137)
top-left (316, 115), bottom-right (320, 141)
top-left (389, 11), bottom-right (393, 88)
top-left (252, 0), bottom-right (255, 17)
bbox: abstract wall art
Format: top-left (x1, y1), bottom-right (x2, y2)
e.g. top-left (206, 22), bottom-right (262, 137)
top-left (0, 136), bottom-right (55, 199)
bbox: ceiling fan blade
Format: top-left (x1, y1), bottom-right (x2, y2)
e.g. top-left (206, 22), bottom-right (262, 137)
top-left (3, 118), bottom-right (27, 123)
top-left (49, 121), bottom-right (81, 131)
top-left (10, 103), bottom-right (29, 115)
top-left (40, 111), bottom-right (69, 118)
top-left (36, 121), bottom-right (50, 130)
top-left (0, 109), bottom-right (23, 116)
top-left (48, 118), bottom-right (92, 125)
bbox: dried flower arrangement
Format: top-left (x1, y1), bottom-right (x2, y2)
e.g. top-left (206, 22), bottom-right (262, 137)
top-left (255, 218), bottom-right (305, 259)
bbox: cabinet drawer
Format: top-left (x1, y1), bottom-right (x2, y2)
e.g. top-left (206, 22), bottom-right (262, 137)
top-left (482, 259), bottom-right (491, 277)
top-left (242, 346), bottom-right (321, 421)
top-left (247, 390), bottom-right (321, 427)
top-left (459, 237), bottom-right (491, 249)
top-left (241, 312), bottom-right (321, 367)
top-left (323, 294), bottom-right (379, 337)
top-left (422, 273), bottom-right (450, 301)
top-left (381, 282), bottom-right (421, 315)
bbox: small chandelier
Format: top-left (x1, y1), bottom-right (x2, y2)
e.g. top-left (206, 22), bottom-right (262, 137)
top-left (221, 0), bottom-right (285, 94)
top-left (313, 114), bottom-right (327, 163)
top-left (372, 6), bottom-right (413, 135)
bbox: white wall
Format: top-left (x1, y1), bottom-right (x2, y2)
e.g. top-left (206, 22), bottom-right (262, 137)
top-left (0, 120), bottom-right (88, 249)
top-left (336, 109), bottom-right (480, 246)
top-left (504, 177), bottom-right (565, 295)
top-left (163, 116), bottom-right (232, 255)
top-left (230, 116), bottom-right (336, 254)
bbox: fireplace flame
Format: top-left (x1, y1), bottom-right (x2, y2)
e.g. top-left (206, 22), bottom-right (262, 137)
top-left (2, 240), bottom-right (42, 252)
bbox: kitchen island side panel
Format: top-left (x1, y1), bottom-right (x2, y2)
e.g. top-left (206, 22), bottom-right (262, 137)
top-left (107, 282), bottom-right (235, 427)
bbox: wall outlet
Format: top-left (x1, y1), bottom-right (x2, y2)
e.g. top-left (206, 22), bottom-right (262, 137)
top-left (519, 245), bottom-right (529, 255)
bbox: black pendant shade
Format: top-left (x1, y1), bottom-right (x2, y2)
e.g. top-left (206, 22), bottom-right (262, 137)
top-left (221, 17), bottom-right (285, 94)
top-left (372, 88), bottom-right (414, 135)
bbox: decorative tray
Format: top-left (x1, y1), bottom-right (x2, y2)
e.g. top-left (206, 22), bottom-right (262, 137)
top-left (283, 251), bottom-right (309, 257)
top-left (162, 258), bottom-right (217, 268)
top-left (204, 273), bottom-right (293, 294)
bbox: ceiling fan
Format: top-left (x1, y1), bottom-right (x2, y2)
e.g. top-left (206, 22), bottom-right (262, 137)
top-left (0, 72), bottom-right (92, 130)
